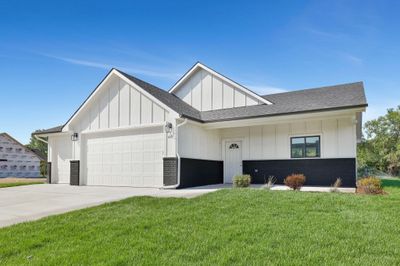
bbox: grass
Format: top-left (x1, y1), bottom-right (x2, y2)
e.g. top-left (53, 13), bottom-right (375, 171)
top-left (0, 182), bottom-right (44, 188)
top-left (0, 179), bottom-right (400, 265)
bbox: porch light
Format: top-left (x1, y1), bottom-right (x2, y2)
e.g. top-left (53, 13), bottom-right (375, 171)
top-left (164, 122), bottom-right (173, 134)
top-left (71, 133), bottom-right (79, 141)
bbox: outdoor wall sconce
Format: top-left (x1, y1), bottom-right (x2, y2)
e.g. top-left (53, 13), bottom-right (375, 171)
top-left (164, 122), bottom-right (173, 134)
top-left (71, 133), bottom-right (79, 141)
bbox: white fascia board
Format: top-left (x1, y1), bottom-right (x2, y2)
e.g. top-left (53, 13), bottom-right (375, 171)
top-left (63, 69), bottom-right (179, 131)
top-left (203, 107), bottom-right (366, 129)
top-left (169, 62), bottom-right (272, 105)
top-left (34, 132), bottom-right (70, 138)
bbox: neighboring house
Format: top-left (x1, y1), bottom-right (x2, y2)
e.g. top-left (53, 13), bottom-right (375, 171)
top-left (33, 62), bottom-right (367, 188)
top-left (0, 133), bottom-right (45, 178)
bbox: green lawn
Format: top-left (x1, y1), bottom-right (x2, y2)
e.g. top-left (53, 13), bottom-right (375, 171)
top-left (1, 179), bottom-right (400, 265)
top-left (0, 182), bottom-right (44, 188)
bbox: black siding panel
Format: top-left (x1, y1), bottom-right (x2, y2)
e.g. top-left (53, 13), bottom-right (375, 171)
top-left (163, 157), bottom-right (178, 186)
top-left (243, 158), bottom-right (356, 187)
top-left (179, 158), bottom-right (223, 188)
top-left (47, 162), bottom-right (51, 184)
top-left (70, 160), bottom-right (80, 186)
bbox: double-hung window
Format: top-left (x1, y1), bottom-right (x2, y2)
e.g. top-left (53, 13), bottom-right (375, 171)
top-left (291, 136), bottom-right (320, 158)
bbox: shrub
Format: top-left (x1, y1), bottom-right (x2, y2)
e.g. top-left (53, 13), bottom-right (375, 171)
top-left (357, 176), bottom-right (383, 195)
top-left (233, 175), bottom-right (251, 188)
top-left (284, 174), bottom-right (306, 190)
top-left (261, 175), bottom-right (276, 190)
top-left (330, 178), bottom-right (342, 193)
top-left (40, 160), bottom-right (47, 177)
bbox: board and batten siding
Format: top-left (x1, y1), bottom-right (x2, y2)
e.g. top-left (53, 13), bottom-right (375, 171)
top-left (175, 69), bottom-right (260, 111)
top-left (178, 116), bottom-right (356, 161)
top-left (178, 122), bottom-right (221, 161)
top-left (220, 117), bottom-right (357, 160)
top-left (71, 76), bottom-right (169, 133)
top-left (48, 135), bottom-right (72, 184)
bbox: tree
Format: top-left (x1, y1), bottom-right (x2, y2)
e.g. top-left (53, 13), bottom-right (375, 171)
top-left (26, 136), bottom-right (48, 158)
top-left (358, 106), bottom-right (400, 176)
top-left (26, 136), bottom-right (48, 177)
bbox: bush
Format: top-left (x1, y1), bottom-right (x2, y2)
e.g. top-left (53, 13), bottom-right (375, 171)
top-left (330, 178), bottom-right (342, 193)
top-left (233, 175), bottom-right (251, 188)
top-left (357, 176), bottom-right (383, 194)
top-left (261, 175), bottom-right (276, 190)
top-left (284, 174), bottom-right (306, 190)
top-left (40, 160), bottom-right (47, 177)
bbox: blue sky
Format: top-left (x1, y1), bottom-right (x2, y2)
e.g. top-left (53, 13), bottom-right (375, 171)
top-left (1, 0), bottom-right (399, 144)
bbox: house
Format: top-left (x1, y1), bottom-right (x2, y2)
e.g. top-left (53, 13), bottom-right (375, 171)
top-left (33, 62), bottom-right (367, 188)
top-left (0, 133), bottom-right (45, 178)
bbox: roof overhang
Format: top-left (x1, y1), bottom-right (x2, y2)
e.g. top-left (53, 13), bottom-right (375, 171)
top-left (169, 62), bottom-right (273, 105)
top-left (202, 106), bottom-right (366, 129)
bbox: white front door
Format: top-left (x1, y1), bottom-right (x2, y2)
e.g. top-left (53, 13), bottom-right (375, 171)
top-left (224, 141), bottom-right (242, 183)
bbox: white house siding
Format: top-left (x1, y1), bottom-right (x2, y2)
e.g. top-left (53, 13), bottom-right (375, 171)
top-left (48, 135), bottom-right (72, 184)
top-left (0, 134), bottom-right (42, 178)
top-left (69, 76), bottom-right (169, 133)
top-left (175, 69), bottom-right (260, 111)
top-left (177, 115), bottom-right (356, 162)
top-left (178, 122), bottom-right (221, 161)
top-left (219, 117), bottom-right (356, 160)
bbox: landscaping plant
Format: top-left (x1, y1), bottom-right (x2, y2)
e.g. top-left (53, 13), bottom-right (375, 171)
top-left (262, 175), bottom-right (276, 190)
top-left (233, 174), bottom-right (251, 188)
top-left (356, 176), bottom-right (384, 194)
top-left (284, 174), bottom-right (306, 190)
top-left (330, 178), bottom-right (342, 193)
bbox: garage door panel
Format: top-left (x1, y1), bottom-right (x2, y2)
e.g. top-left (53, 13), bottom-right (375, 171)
top-left (85, 129), bottom-right (164, 187)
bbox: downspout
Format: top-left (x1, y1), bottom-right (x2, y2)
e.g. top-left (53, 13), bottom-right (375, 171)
top-left (163, 118), bottom-right (188, 189)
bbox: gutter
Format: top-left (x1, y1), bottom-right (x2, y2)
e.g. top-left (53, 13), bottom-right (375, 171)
top-left (163, 118), bottom-right (188, 189)
top-left (33, 134), bottom-right (48, 144)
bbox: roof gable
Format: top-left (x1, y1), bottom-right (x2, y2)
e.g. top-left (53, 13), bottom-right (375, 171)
top-left (0, 133), bottom-right (45, 161)
top-left (169, 62), bottom-right (272, 110)
top-left (63, 69), bottom-right (193, 131)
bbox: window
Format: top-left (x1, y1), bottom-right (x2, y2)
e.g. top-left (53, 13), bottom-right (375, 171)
top-left (229, 143), bottom-right (239, 149)
top-left (291, 136), bottom-right (320, 158)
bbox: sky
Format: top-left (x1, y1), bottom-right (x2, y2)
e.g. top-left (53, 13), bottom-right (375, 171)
top-left (0, 0), bottom-right (399, 144)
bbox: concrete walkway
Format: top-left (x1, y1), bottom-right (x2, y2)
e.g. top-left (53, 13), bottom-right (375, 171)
top-left (190, 183), bottom-right (356, 193)
top-left (0, 184), bottom-right (218, 228)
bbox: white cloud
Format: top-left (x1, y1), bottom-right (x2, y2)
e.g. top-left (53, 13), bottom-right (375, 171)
top-left (247, 85), bottom-right (288, 95)
top-left (303, 27), bottom-right (342, 39)
top-left (39, 53), bottom-right (180, 80)
top-left (341, 52), bottom-right (363, 65)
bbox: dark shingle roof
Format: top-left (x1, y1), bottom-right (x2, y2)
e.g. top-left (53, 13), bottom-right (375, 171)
top-left (32, 125), bottom-right (63, 135)
top-left (117, 70), bottom-right (202, 121)
top-left (34, 70), bottom-right (367, 134)
top-left (199, 82), bottom-right (367, 122)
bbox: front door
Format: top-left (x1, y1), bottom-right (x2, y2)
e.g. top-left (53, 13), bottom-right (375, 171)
top-left (224, 141), bottom-right (242, 183)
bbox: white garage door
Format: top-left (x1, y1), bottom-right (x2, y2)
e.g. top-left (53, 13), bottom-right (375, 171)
top-left (85, 128), bottom-right (164, 187)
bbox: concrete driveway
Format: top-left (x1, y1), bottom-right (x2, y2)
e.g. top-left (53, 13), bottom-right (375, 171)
top-left (0, 184), bottom-right (219, 228)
